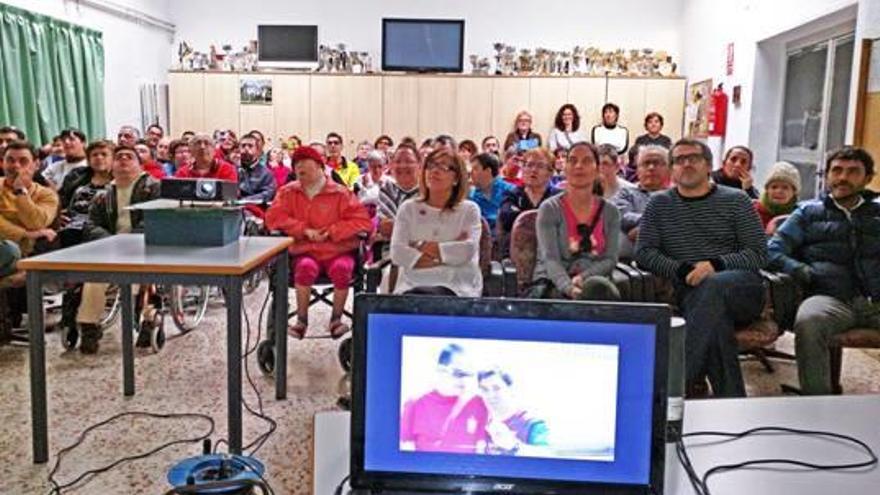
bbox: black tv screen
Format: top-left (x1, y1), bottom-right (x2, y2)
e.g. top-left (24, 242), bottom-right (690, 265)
top-left (382, 18), bottom-right (464, 73)
top-left (257, 25), bottom-right (318, 62)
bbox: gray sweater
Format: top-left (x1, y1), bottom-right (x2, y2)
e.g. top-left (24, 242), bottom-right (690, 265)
top-left (532, 194), bottom-right (620, 294)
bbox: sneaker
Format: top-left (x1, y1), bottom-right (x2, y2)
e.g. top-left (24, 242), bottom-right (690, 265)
top-left (288, 316), bottom-right (308, 339)
top-left (79, 323), bottom-right (102, 354)
top-left (328, 319), bottom-right (350, 340)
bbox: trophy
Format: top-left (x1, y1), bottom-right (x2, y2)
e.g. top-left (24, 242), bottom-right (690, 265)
top-left (493, 43), bottom-right (505, 75)
top-left (502, 46), bottom-right (516, 75)
top-left (518, 49), bottom-right (532, 74)
top-left (177, 41), bottom-right (193, 70)
top-left (361, 52), bottom-right (373, 73)
top-left (571, 46), bottom-right (584, 74)
top-left (469, 54), bottom-right (479, 74)
top-left (350, 51), bottom-right (364, 73)
top-left (336, 43), bottom-right (349, 72)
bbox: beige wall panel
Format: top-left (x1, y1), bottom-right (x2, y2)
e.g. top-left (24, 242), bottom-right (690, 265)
top-left (454, 78), bottom-right (493, 142)
top-left (606, 79), bottom-right (647, 133)
top-left (199, 73), bottom-right (239, 135)
top-left (272, 74), bottom-right (311, 143)
top-left (240, 104), bottom-right (275, 142)
top-left (561, 78), bottom-right (605, 136)
top-left (529, 78), bottom-right (571, 145)
top-left (382, 77), bottom-right (419, 143)
top-left (345, 76), bottom-right (383, 147)
top-left (644, 78), bottom-right (686, 141)
top-left (309, 76), bottom-right (350, 144)
top-left (169, 72), bottom-right (204, 136)
top-left (418, 77), bottom-right (458, 141)
top-left (491, 78), bottom-right (530, 139)
top-left (864, 93), bottom-right (880, 192)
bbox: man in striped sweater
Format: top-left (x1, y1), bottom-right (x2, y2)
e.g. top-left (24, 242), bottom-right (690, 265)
top-left (635, 139), bottom-right (768, 397)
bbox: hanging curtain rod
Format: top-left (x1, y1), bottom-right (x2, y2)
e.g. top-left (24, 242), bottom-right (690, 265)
top-left (72, 0), bottom-right (175, 34)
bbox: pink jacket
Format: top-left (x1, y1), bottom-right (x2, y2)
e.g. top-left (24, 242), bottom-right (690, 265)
top-left (266, 179), bottom-right (372, 261)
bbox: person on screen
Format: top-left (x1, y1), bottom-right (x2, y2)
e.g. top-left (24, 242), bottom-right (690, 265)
top-left (478, 368), bottom-right (549, 455)
top-left (400, 344), bottom-right (489, 454)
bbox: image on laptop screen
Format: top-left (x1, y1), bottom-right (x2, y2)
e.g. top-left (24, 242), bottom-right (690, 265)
top-left (351, 296), bottom-right (669, 495)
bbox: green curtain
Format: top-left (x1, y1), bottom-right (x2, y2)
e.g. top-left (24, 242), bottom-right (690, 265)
top-left (0, 2), bottom-right (105, 145)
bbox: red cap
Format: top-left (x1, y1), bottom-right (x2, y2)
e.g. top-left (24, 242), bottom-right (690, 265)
top-left (291, 146), bottom-right (325, 166)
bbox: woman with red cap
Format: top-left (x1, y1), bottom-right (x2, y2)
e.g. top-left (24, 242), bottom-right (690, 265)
top-left (266, 146), bottom-right (372, 338)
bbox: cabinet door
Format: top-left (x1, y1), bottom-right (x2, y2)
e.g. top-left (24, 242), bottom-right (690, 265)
top-left (418, 77), bottom-right (458, 141)
top-left (309, 75), bottom-right (350, 145)
top-left (606, 79), bottom-right (647, 133)
top-left (169, 73), bottom-right (204, 137)
top-left (382, 76), bottom-right (419, 143)
top-left (273, 74), bottom-right (310, 143)
top-left (529, 78), bottom-right (570, 144)
top-left (645, 78), bottom-right (686, 141)
top-left (346, 76), bottom-right (383, 147)
top-left (240, 104), bottom-right (275, 142)
top-left (455, 78), bottom-right (493, 143)
top-left (566, 78), bottom-right (606, 135)
top-left (491, 78), bottom-right (530, 140)
top-left (202, 73), bottom-right (239, 135)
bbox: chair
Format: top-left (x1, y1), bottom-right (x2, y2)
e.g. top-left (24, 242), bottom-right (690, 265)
top-left (829, 329), bottom-right (880, 395)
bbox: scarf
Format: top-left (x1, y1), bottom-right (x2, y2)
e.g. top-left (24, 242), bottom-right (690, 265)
top-left (760, 192), bottom-right (796, 217)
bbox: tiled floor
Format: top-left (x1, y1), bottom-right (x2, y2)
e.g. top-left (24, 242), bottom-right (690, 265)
top-left (1, 287), bottom-right (878, 494)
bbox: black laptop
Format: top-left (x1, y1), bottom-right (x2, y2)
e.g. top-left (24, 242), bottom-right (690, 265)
top-left (349, 295), bottom-right (670, 494)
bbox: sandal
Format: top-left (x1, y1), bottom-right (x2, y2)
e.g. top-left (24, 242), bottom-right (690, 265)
top-left (288, 316), bottom-right (308, 339)
top-left (328, 319), bottom-right (350, 340)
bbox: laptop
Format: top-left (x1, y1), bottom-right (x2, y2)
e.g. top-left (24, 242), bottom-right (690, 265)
top-left (349, 295), bottom-right (670, 495)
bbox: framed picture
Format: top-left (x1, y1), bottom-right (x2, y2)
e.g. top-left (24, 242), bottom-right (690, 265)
top-left (240, 78), bottom-right (272, 105)
top-left (685, 79), bottom-right (712, 138)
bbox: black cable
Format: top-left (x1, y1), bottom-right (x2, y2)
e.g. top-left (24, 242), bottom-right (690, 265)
top-left (334, 473), bottom-right (351, 495)
top-left (46, 411), bottom-right (215, 495)
top-left (240, 290), bottom-right (277, 456)
top-left (676, 426), bottom-right (878, 495)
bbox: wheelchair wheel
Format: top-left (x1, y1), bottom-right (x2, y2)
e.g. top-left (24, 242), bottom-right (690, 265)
top-left (61, 325), bottom-right (78, 350)
top-left (338, 337), bottom-right (353, 372)
top-left (99, 285), bottom-right (121, 329)
top-left (169, 285), bottom-right (209, 333)
top-left (257, 340), bottom-right (275, 375)
top-left (150, 323), bottom-right (166, 353)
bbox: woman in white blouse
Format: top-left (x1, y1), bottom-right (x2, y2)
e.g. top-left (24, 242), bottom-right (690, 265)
top-left (547, 103), bottom-right (589, 152)
top-left (390, 149), bottom-right (483, 297)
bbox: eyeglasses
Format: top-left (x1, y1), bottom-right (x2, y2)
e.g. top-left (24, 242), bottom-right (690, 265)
top-left (576, 224), bottom-right (592, 253)
top-left (672, 153), bottom-right (706, 166)
top-left (425, 162), bottom-right (457, 173)
top-left (523, 161), bottom-right (549, 170)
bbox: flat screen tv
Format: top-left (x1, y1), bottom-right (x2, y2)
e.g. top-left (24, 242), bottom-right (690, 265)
top-left (257, 25), bottom-right (318, 69)
top-left (382, 18), bottom-right (465, 73)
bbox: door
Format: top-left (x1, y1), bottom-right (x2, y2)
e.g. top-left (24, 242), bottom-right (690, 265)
top-left (778, 34), bottom-right (854, 199)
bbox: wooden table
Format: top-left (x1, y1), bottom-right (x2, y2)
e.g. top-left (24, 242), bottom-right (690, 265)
top-left (19, 234), bottom-right (292, 463)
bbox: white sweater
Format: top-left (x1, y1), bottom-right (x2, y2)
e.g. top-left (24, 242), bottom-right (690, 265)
top-left (390, 199), bottom-right (483, 297)
top-left (547, 128), bottom-right (589, 152)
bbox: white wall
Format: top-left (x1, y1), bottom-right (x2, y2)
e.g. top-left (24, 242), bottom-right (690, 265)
top-left (680, 0), bottom-right (858, 181)
top-left (170, 0), bottom-right (685, 71)
top-left (2, 0), bottom-right (174, 139)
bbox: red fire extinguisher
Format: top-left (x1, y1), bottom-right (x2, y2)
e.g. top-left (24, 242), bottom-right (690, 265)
top-left (708, 84), bottom-right (728, 137)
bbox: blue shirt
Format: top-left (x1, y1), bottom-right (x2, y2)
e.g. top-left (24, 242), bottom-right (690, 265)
top-left (469, 176), bottom-right (516, 230)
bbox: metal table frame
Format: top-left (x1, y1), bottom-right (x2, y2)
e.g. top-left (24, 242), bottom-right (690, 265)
top-left (24, 244), bottom-right (289, 464)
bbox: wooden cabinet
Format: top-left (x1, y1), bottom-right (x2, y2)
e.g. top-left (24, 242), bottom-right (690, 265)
top-left (173, 72), bottom-right (686, 149)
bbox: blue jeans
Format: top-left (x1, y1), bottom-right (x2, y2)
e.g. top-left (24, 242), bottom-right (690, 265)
top-left (0, 240), bottom-right (21, 278)
top-left (677, 270), bottom-right (765, 397)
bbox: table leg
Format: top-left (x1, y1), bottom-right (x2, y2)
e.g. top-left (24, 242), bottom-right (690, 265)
top-left (273, 252), bottom-right (288, 400)
top-left (27, 271), bottom-right (47, 464)
top-left (120, 285), bottom-right (135, 397)
top-left (226, 278), bottom-right (243, 455)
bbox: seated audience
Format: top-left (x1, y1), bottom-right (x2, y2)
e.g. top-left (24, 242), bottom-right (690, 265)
top-left (374, 135), bottom-right (393, 154)
top-left (166, 138), bottom-right (190, 177)
top-left (390, 149), bottom-right (482, 297)
top-left (418, 139), bottom-right (435, 162)
top-left (753, 161), bottom-right (800, 232)
top-left (768, 147), bottom-right (879, 395)
top-left (266, 147), bottom-right (291, 188)
top-left (498, 148), bottom-right (560, 258)
top-left (597, 144), bottom-right (634, 199)
top-left (155, 137), bottom-right (172, 172)
top-left (0, 126), bottom-right (26, 159)
top-left (134, 140), bottom-right (166, 179)
top-left (469, 152), bottom-right (516, 232)
top-left (500, 147), bottom-right (524, 187)
top-left (354, 140), bottom-right (373, 172)
top-left (116, 125), bottom-right (140, 147)
top-left (458, 139), bottom-right (477, 162)
top-left (712, 146), bottom-right (759, 199)
top-left (214, 129), bottom-right (237, 163)
top-left (503, 111), bottom-right (542, 152)
top-left (237, 134), bottom-right (276, 203)
top-left (325, 132), bottom-right (361, 188)
top-left (550, 148), bottom-right (567, 188)
top-left (481, 135), bottom-right (501, 156)
top-left (246, 129), bottom-right (268, 167)
top-left (75, 144), bottom-right (161, 353)
top-left (633, 112), bottom-right (672, 149)
top-left (636, 138), bottom-right (767, 397)
top-left (44, 128), bottom-right (87, 189)
top-left (433, 134), bottom-right (457, 153)
top-left (145, 124), bottom-right (164, 150)
top-left (591, 103), bottom-right (629, 154)
top-left (377, 144), bottom-right (421, 240)
top-left (547, 104), bottom-right (588, 152)
top-left (265, 146), bottom-right (372, 339)
top-left (613, 145), bottom-right (671, 259)
top-left (175, 133), bottom-right (237, 182)
top-left (530, 142), bottom-right (621, 301)
top-left (41, 135), bottom-right (65, 172)
top-left (353, 150), bottom-right (388, 205)
top-left (58, 140), bottom-right (114, 247)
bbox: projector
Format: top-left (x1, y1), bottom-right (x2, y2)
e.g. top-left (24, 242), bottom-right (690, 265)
top-left (161, 178), bottom-right (239, 202)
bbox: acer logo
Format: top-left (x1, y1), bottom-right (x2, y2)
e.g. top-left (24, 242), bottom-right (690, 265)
top-left (492, 483), bottom-right (516, 491)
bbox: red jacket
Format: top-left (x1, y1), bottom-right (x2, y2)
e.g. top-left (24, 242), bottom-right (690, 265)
top-left (174, 160), bottom-right (238, 182)
top-left (143, 160), bottom-right (166, 179)
top-left (266, 179), bottom-right (372, 261)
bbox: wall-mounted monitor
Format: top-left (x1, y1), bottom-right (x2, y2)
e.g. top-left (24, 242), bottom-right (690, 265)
top-left (257, 25), bottom-right (318, 70)
top-left (382, 18), bottom-right (464, 73)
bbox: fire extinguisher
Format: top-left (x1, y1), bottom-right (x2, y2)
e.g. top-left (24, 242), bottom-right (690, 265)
top-left (708, 84), bottom-right (728, 137)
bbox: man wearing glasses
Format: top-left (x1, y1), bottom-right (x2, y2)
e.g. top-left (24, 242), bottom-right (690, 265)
top-left (635, 138), bottom-right (767, 398)
top-left (325, 132), bottom-right (361, 189)
top-left (612, 145), bottom-right (671, 259)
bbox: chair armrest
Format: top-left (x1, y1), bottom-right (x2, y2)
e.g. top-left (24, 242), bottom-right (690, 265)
top-left (484, 260), bottom-right (504, 297)
top-left (501, 258), bottom-right (518, 298)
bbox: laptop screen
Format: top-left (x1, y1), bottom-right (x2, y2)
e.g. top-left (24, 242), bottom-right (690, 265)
top-left (350, 296), bottom-right (669, 494)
